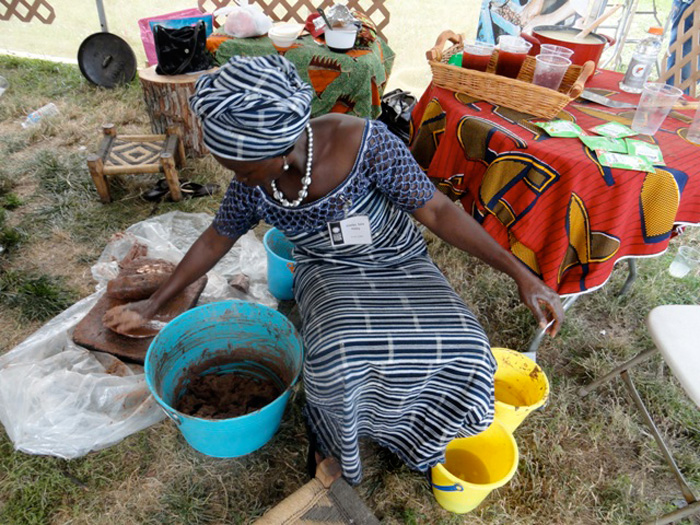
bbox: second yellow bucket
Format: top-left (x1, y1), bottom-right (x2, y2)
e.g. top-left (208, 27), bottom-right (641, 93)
top-left (492, 347), bottom-right (550, 433)
top-left (431, 420), bottom-right (518, 514)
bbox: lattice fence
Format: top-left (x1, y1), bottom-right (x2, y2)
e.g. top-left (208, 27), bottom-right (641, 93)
top-left (660, 0), bottom-right (699, 98)
top-left (0, 0), bottom-right (55, 23)
top-left (198, 0), bottom-right (389, 40)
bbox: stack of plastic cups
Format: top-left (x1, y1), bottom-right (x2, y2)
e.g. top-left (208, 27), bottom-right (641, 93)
top-left (532, 44), bottom-right (572, 91)
top-left (431, 348), bottom-right (550, 514)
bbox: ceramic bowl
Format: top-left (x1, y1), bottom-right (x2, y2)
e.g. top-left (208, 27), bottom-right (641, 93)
top-left (324, 26), bottom-right (358, 51)
top-left (268, 24), bottom-right (302, 48)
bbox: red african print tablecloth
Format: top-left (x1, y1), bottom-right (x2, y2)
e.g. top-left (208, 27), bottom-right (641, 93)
top-left (410, 69), bottom-right (700, 296)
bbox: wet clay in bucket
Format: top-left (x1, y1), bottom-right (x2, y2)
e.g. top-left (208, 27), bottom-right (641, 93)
top-left (145, 300), bottom-right (303, 458)
top-left (431, 420), bottom-right (519, 514)
top-left (175, 355), bottom-right (284, 419)
top-left (492, 347), bottom-right (550, 433)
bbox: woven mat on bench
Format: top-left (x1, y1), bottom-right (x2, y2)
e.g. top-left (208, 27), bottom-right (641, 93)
top-left (254, 477), bottom-right (379, 525)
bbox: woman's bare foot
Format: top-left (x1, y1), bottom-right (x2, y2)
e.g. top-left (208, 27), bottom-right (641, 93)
top-left (315, 457), bottom-right (342, 488)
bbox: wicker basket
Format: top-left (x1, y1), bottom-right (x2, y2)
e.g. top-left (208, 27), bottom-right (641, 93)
top-left (429, 44), bottom-right (595, 119)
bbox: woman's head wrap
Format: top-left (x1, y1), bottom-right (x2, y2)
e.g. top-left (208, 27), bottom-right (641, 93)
top-left (189, 54), bottom-right (313, 161)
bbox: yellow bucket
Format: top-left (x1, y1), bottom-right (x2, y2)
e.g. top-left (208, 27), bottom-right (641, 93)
top-left (492, 347), bottom-right (550, 433)
top-left (431, 420), bottom-right (519, 514)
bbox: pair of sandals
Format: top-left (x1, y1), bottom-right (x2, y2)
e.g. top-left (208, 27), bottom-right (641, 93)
top-left (142, 178), bottom-right (220, 202)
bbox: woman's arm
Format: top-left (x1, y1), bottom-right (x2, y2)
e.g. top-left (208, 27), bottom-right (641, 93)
top-left (412, 190), bottom-right (564, 336)
top-left (103, 225), bottom-right (238, 332)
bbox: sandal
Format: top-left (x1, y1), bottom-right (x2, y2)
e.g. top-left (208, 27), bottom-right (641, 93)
top-left (142, 178), bottom-right (186, 202)
top-left (179, 181), bottom-right (220, 199)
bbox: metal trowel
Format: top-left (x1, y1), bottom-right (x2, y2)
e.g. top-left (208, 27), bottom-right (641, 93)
top-left (578, 89), bottom-right (698, 111)
top-left (578, 90), bottom-right (636, 108)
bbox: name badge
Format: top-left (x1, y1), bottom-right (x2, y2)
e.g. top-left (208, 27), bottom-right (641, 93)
top-left (328, 215), bottom-right (372, 247)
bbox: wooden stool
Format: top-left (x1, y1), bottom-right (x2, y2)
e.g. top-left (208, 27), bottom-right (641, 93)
top-left (87, 124), bottom-right (186, 203)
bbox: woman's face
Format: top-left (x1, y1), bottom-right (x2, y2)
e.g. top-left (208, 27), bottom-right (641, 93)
top-left (212, 154), bottom-right (281, 187)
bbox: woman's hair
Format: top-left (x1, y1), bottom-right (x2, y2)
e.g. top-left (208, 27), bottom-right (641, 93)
top-left (190, 54), bottom-right (313, 161)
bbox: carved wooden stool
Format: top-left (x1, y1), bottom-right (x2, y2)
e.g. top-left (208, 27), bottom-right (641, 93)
top-left (87, 124), bottom-right (186, 203)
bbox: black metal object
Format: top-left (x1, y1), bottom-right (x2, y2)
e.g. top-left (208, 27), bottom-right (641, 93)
top-left (77, 32), bottom-right (137, 88)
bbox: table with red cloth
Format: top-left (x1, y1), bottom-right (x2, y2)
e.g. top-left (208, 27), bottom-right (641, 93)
top-left (409, 69), bottom-right (700, 296)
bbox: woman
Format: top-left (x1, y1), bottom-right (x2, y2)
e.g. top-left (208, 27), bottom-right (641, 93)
top-left (105, 54), bottom-right (563, 484)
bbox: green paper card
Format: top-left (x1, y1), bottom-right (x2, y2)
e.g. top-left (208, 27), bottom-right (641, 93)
top-left (625, 139), bottom-right (665, 165)
top-left (595, 150), bottom-right (656, 172)
top-left (532, 120), bottom-right (584, 138)
top-left (591, 121), bottom-right (637, 139)
top-left (580, 135), bottom-right (628, 153)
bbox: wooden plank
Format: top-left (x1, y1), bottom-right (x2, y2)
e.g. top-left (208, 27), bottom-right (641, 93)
top-left (72, 271), bottom-right (207, 364)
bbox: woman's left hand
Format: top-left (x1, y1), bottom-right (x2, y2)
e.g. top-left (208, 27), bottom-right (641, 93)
top-left (515, 274), bottom-right (564, 336)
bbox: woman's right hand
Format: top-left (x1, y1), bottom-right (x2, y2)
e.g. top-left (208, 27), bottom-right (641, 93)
top-left (103, 299), bottom-right (156, 335)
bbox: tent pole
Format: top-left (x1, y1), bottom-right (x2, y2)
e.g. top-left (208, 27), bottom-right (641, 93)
top-left (95, 0), bottom-right (109, 32)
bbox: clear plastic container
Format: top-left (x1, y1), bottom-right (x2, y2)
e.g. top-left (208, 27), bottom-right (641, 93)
top-left (22, 103), bottom-right (59, 128)
top-left (619, 27), bottom-right (663, 94)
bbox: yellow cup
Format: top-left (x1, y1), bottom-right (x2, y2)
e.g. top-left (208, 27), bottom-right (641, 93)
top-left (492, 347), bottom-right (550, 433)
top-left (431, 420), bottom-right (519, 514)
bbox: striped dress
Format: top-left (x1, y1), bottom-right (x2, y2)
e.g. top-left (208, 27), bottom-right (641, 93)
top-left (213, 120), bottom-right (496, 484)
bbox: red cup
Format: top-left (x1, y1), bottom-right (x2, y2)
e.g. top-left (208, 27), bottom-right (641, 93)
top-left (461, 42), bottom-right (494, 72)
top-left (496, 35), bottom-right (532, 78)
top-left (496, 50), bottom-right (529, 78)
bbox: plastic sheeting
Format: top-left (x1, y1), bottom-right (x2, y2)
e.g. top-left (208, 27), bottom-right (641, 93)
top-left (0, 211), bottom-right (275, 459)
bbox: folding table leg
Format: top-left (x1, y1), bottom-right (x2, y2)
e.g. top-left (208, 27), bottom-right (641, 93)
top-left (577, 347), bottom-right (657, 397)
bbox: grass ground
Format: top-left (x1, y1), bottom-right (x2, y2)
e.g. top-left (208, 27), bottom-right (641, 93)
top-left (1, 2), bottom-right (699, 523)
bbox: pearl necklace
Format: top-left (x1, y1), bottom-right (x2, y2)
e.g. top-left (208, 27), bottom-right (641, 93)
top-left (271, 123), bottom-right (313, 208)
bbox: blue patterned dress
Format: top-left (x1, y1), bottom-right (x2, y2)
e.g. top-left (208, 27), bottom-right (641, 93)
top-left (213, 120), bottom-right (496, 484)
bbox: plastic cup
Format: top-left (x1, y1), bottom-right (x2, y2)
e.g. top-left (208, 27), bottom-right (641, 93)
top-left (668, 246), bottom-right (700, 278)
top-left (540, 44), bottom-right (574, 59)
top-left (686, 104), bottom-right (700, 144)
top-left (631, 82), bottom-right (684, 136)
top-left (0, 75), bottom-right (7, 98)
top-left (462, 41), bottom-right (495, 72)
top-left (532, 54), bottom-right (571, 91)
top-left (496, 35), bottom-right (533, 78)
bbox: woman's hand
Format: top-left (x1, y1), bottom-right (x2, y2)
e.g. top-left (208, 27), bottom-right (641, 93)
top-left (515, 274), bottom-right (564, 336)
top-left (103, 299), bottom-right (156, 335)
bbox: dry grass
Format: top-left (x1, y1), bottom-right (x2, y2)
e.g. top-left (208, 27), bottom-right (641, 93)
top-left (1, 13), bottom-right (700, 525)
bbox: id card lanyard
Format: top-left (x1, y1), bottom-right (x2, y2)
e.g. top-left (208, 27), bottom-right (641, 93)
top-left (327, 197), bottom-right (373, 248)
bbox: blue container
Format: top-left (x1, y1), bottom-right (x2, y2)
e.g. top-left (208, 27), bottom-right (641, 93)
top-left (263, 228), bottom-right (296, 301)
top-left (145, 300), bottom-right (303, 458)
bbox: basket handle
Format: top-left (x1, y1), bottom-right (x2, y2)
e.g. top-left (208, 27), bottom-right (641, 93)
top-left (569, 60), bottom-right (596, 99)
top-left (426, 30), bottom-right (464, 62)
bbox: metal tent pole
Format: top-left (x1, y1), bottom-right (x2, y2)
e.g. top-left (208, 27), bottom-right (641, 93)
top-left (95, 0), bottom-right (108, 32)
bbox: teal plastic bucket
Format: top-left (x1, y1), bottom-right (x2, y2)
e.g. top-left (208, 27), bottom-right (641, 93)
top-left (145, 300), bottom-right (303, 458)
top-left (263, 228), bottom-right (295, 301)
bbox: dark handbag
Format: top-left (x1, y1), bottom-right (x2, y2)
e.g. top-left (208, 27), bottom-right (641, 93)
top-left (153, 20), bottom-right (213, 75)
top-left (378, 88), bottom-right (417, 145)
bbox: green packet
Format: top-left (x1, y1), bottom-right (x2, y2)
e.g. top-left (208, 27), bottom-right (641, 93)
top-left (532, 120), bottom-right (584, 138)
top-left (580, 135), bottom-right (628, 153)
top-left (595, 150), bottom-right (656, 173)
top-left (625, 139), bottom-right (665, 165)
top-left (591, 121), bottom-right (637, 139)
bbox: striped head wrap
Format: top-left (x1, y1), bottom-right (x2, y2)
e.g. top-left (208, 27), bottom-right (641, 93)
top-left (189, 54), bottom-right (313, 161)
